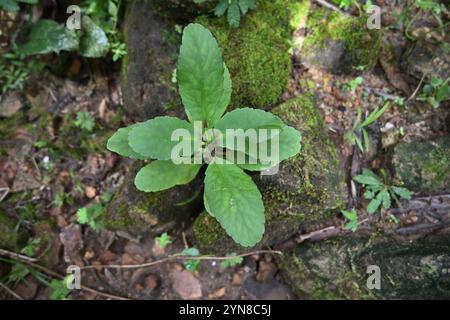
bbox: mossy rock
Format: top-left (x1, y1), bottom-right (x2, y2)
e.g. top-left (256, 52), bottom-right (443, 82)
top-left (197, 0), bottom-right (311, 109)
top-left (0, 210), bottom-right (18, 249)
top-left (279, 235), bottom-right (450, 299)
top-left (194, 94), bottom-right (348, 253)
top-left (105, 162), bottom-right (204, 237)
top-left (393, 136), bottom-right (450, 194)
top-left (301, 9), bottom-right (381, 74)
top-left (121, 0), bottom-right (184, 121)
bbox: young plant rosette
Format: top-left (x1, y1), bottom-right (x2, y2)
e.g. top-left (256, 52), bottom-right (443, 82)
top-left (107, 23), bottom-right (302, 247)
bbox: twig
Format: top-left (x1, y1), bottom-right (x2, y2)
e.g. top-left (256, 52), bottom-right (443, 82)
top-left (0, 249), bottom-right (38, 263)
top-left (0, 249), bottom-right (130, 300)
top-left (80, 250), bottom-right (283, 271)
top-left (0, 282), bottom-right (24, 300)
top-left (408, 73), bottom-right (426, 101)
top-left (0, 187), bottom-right (9, 203)
top-left (313, 0), bottom-right (350, 16)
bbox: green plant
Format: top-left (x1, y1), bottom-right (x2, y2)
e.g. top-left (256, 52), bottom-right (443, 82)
top-left (220, 253), bottom-right (243, 268)
top-left (155, 232), bottom-right (172, 249)
top-left (343, 76), bottom-right (363, 95)
top-left (107, 24), bottom-right (301, 247)
top-left (49, 275), bottom-right (73, 300)
top-left (74, 111), bottom-right (96, 132)
top-left (0, 49), bottom-right (42, 97)
top-left (20, 237), bottom-right (41, 257)
top-left (345, 103), bottom-right (389, 153)
top-left (405, 0), bottom-right (447, 39)
top-left (180, 248), bottom-right (201, 272)
top-left (0, 0), bottom-right (36, 12)
top-left (53, 191), bottom-right (74, 208)
top-left (341, 209), bottom-right (358, 232)
top-left (76, 203), bottom-right (105, 232)
top-left (353, 169), bottom-right (413, 214)
top-left (212, 0), bottom-right (257, 27)
top-left (417, 76), bottom-right (450, 108)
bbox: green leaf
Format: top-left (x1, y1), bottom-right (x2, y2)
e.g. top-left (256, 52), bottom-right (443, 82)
top-left (214, 0), bottom-right (229, 16)
top-left (220, 253), bottom-right (244, 269)
top-left (237, 125), bottom-right (301, 171)
top-left (344, 220), bottom-right (358, 232)
top-left (79, 16), bottom-right (109, 58)
top-left (227, 3), bottom-right (241, 27)
top-left (436, 81), bottom-right (449, 103)
top-left (362, 128), bottom-right (370, 153)
top-left (17, 20), bottom-right (79, 55)
top-left (353, 169), bottom-right (381, 186)
top-left (238, 0), bottom-right (256, 15)
top-left (177, 23), bottom-right (226, 126)
top-left (128, 116), bottom-right (194, 160)
top-left (0, 0), bottom-right (20, 12)
top-left (377, 188), bottom-right (391, 210)
top-left (134, 161), bottom-right (201, 192)
top-left (204, 163), bottom-right (265, 247)
top-left (107, 126), bottom-right (148, 160)
top-left (74, 111), bottom-right (95, 132)
top-left (155, 232), bottom-right (172, 248)
top-left (367, 197), bottom-right (381, 214)
top-left (17, 0), bottom-right (38, 3)
top-left (391, 186), bottom-right (413, 200)
top-left (181, 248), bottom-right (200, 257)
top-left (341, 209), bottom-right (357, 221)
top-left (215, 108), bottom-right (285, 154)
top-left (361, 102), bottom-right (390, 127)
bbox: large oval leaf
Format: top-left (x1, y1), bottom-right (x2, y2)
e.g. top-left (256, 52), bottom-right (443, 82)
top-left (135, 161), bottom-right (201, 192)
top-left (177, 23), bottom-right (227, 126)
top-left (204, 163), bottom-right (265, 247)
top-left (79, 16), bottom-right (109, 58)
top-left (128, 116), bottom-right (195, 160)
top-left (106, 125), bottom-right (147, 160)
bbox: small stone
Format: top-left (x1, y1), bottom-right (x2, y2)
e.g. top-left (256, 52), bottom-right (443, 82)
top-left (0, 92), bottom-right (23, 118)
top-left (144, 275), bottom-right (159, 291)
top-left (56, 215), bottom-right (68, 228)
top-left (84, 250), bottom-right (95, 260)
top-left (256, 261), bottom-right (277, 283)
top-left (99, 250), bottom-right (117, 264)
top-left (85, 186), bottom-right (97, 199)
top-left (121, 253), bottom-right (142, 266)
top-left (170, 270), bottom-right (202, 300)
top-left (232, 273), bottom-right (242, 286)
top-left (208, 287), bottom-right (226, 299)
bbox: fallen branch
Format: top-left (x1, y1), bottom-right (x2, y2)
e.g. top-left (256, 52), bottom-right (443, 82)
top-left (80, 249), bottom-right (283, 270)
top-left (0, 282), bottom-right (24, 300)
top-left (0, 187), bottom-right (9, 203)
top-left (0, 249), bottom-right (130, 300)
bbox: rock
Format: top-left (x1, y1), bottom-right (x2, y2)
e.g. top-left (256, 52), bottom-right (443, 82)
top-left (208, 287), bottom-right (226, 299)
top-left (301, 9), bottom-right (381, 74)
top-left (243, 276), bottom-right (294, 300)
top-left (170, 270), bottom-right (202, 299)
top-left (393, 136), bottom-right (450, 194)
top-left (11, 170), bottom-right (41, 192)
top-left (232, 273), bottom-right (243, 286)
top-left (0, 210), bottom-right (18, 249)
top-left (121, 0), bottom-right (183, 121)
top-left (402, 39), bottom-right (450, 82)
top-left (144, 274), bottom-right (159, 291)
top-left (84, 186), bottom-right (97, 199)
top-left (279, 235), bottom-right (450, 299)
top-left (0, 92), bottom-right (23, 118)
top-left (197, 0), bottom-right (310, 108)
top-left (256, 261), bottom-right (277, 283)
top-left (59, 224), bottom-right (84, 266)
top-left (194, 95), bottom-right (348, 253)
top-left (105, 162), bottom-right (203, 237)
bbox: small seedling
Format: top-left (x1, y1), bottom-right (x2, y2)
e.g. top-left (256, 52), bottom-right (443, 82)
top-left (200, 0), bottom-right (257, 27)
top-left (74, 111), bottom-right (96, 132)
top-left (345, 103), bottom-right (389, 153)
top-left (220, 253), bottom-right (243, 269)
top-left (49, 275), bottom-right (74, 300)
top-left (353, 169), bottom-right (413, 214)
top-left (344, 76), bottom-right (364, 95)
top-left (180, 248), bottom-right (201, 272)
top-left (20, 238), bottom-right (41, 257)
top-left (341, 209), bottom-right (358, 232)
top-left (417, 76), bottom-right (449, 108)
top-left (76, 203), bottom-right (105, 232)
top-left (155, 232), bottom-right (172, 249)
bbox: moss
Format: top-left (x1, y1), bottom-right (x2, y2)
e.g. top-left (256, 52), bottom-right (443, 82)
top-left (197, 0), bottom-right (310, 109)
top-left (0, 210), bottom-right (18, 249)
top-left (302, 9), bottom-right (381, 71)
top-left (393, 137), bottom-right (450, 193)
top-left (193, 94), bottom-right (347, 253)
